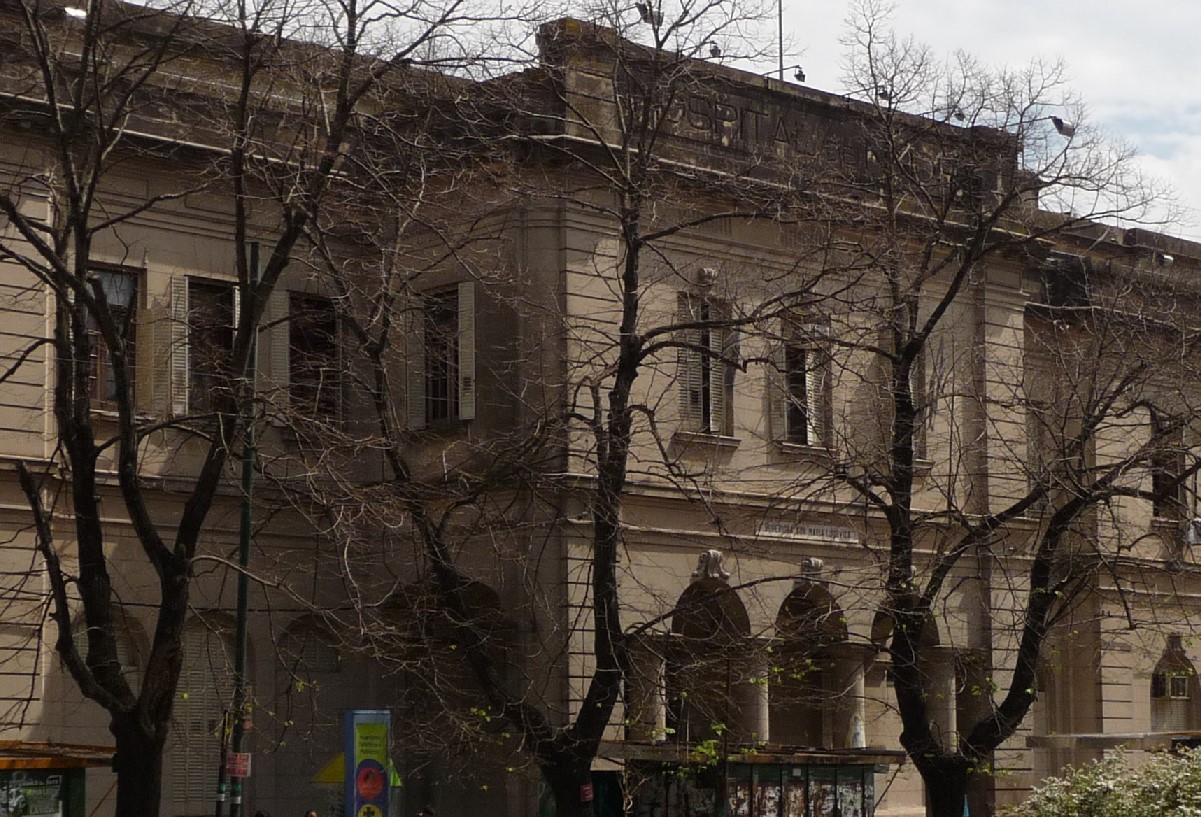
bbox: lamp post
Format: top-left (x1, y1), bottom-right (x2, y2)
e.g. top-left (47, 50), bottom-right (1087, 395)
top-left (215, 241), bottom-right (260, 817)
top-left (228, 240), bottom-right (259, 817)
top-left (777, 0), bottom-right (783, 80)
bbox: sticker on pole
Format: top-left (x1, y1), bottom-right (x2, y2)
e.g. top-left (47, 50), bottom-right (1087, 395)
top-left (226, 752), bottom-right (252, 778)
top-left (356, 761), bottom-right (385, 802)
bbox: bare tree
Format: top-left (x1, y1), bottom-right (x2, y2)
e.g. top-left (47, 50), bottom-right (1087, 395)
top-left (0, 0), bottom-right (500, 811)
top-left (273, 3), bottom-right (853, 816)
top-left (772, 4), bottom-right (1201, 816)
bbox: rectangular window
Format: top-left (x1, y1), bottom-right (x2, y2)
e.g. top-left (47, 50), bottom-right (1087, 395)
top-left (288, 294), bottom-right (339, 416)
top-left (678, 295), bottom-right (736, 436)
top-left (187, 279), bottom-right (237, 414)
top-left (770, 322), bottom-right (829, 447)
top-left (407, 282), bottom-right (476, 429)
top-left (1152, 672), bottom-right (1193, 701)
top-left (87, 268), bottom-right (138, 405)
top-left (783, 343), bottom-right (823, 445)
top-left (1151, 410), bottom-right (1186, 520)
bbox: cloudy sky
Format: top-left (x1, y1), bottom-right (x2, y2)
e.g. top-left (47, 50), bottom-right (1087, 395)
top-left (769, 0), bottom-right (1201, 240)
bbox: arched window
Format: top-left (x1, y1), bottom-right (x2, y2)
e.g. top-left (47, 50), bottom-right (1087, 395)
top-left (280, 617), bottom-right (341, 677)
top-left (666, 579), bottom-right (751, 744)
top-left (169, 617), bottom-right (237, 811)
top-left (769, 583), bottom-right (847, 748)
top-left (270, 616), bottom-right (349, 817)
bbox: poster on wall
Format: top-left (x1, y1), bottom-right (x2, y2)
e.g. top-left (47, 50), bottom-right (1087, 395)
top-left (837, 773), bottom-right (863, 817)
top-left (783, 772), bottom-right (806, 817)
top-left (0, 771), bottom-right (64, 817)
top-left (809, 769), bottom-right (837, 817)
top-left (728, 778), bottom-right (751, 817)
top-left (754, 777), bottom-right (781, 817)
top-left (344, 710), bottom-right (391, 817)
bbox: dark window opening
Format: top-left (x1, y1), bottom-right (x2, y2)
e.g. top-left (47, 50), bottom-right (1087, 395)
top-left (1151, 410), bottom-right (1186, 520)
top-left (289, 294), bottom-right (339, 416)
top-left (424, 289), bottom-right (459, 423)
top-left (785, 344), bottom-right (812, 445)
top-left (188, 280), bottom-right (236, 414)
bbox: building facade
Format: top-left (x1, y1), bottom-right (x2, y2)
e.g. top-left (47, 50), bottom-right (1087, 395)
top-left (2, 8), bottom-right (1201, 817)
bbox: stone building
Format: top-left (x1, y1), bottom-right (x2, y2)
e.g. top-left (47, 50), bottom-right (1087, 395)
top-left (2, 7), bottom-right (1201, 817)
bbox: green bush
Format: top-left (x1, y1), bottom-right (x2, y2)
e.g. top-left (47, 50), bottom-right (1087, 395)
top-left (1009, 750), bottom-right (1201, 817)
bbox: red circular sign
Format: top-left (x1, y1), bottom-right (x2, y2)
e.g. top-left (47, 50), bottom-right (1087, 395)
top-left (357, 764), bottom-right (384, 801)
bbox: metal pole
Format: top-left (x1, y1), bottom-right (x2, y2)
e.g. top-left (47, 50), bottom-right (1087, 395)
top-left (778, 0), bottom-right (784, 80)
top-left (228, 241), bottom-right (259, 817)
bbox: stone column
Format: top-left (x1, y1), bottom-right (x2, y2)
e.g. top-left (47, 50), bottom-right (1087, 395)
top-left (750, 647), bottom-right (771, 743)
top-left (832, 646), bottom-right (871, 748)
top-left (727, 643), bottom-right (771, 744)
top-left (928, 646), bottom-right (958, 748)
top-left (625, 634), bottom-right (667, 742)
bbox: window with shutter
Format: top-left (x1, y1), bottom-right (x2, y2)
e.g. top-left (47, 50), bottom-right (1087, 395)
top-left (1151, 409), bottom-right (1187, 520)
top-left (771, 322), bottom-right (830, 447)
top-left (677, 294), bottom-right (734, 435)
top-left (410, 282), bottom-right (476, 427)
top-left (86, 267), bottom-right (139, 406)
top-left (170, 622), bottom-right (236, 808)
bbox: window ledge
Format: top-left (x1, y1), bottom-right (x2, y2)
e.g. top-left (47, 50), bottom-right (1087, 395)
top-left (772, 440), bottom-right (833, 462)
top-left (671, 430), bottom-right (740, 451)
top-left (421, 418), bottom-right (472, 431)
top-left (91, 407), bottom-right (156, 424)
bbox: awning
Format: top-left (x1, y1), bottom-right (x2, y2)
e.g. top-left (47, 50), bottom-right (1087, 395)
top-left (0, 742), bottom-right (113, 770)
top-left (599, 740), bottom-right (905, 766)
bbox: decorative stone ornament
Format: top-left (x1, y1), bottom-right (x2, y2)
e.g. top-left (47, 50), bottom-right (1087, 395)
top-left (799, 556), bottom-right (824, 578)
top-left (691, 548), bottom-right (731, 581)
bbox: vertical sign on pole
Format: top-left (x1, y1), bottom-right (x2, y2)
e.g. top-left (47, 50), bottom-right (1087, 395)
top-left (345, 710), bottom-right (391, 817)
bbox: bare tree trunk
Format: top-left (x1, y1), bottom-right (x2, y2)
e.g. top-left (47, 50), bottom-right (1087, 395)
top-left (110, 714), bottom-right (168, 817)
top-left (542, 755), bottom-right (596, 817)
top-left (920, 757), bottom-right (970, 817)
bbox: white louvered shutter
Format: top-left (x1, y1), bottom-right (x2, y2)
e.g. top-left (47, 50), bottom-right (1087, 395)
top-left (910, 347), bottom-right (927, 458)
top-left (267, 287), bottom-right (290, 419)
top-left (768, 340), bottom-right (788, 442)
top-left (802, 325), bottom-right (829, 447)
top-left (708, 324), bottom-right (725, 435)
top-left (805, 349), bottom-right (825, 446)
top-left (171, 625), bottom-right (234, 808)
top-left (231, 282), bottom-right (241, 329)
top-left (677, 295), bottom-right (703, 431)
top-left (169, 276), bottom-right (189, 416)
top-left (140, 267), bottom-right (172, 416)
top-left (458, 280), bottom-right (476, 421)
